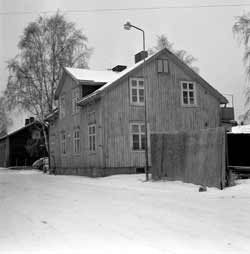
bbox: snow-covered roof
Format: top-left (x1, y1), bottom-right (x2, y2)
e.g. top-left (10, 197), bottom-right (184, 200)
top-left (0, 121), bottom-right (40, 140)
top-left (55, 48), bottom-right (228, 104)
top-left (64, 67), bottom-right (119, 83)
top-left (231, 124), bottom-right (250, 134)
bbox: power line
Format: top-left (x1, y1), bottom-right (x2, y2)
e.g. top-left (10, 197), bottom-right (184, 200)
top-left (1, 3), bottom-right (250, 16)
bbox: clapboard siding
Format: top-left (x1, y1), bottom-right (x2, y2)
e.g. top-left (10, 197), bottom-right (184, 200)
top-left (101, 51), bottom-right (221, 169)
top-left (50, 75), bottom-right (102, 170)
top-left (52, 50), bottom-right (223, 174)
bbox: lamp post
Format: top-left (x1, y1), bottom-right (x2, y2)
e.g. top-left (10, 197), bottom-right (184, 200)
top-left (124, 21), bottom-right (149, 181)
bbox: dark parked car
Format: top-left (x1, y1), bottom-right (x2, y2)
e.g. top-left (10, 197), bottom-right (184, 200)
top-left (32, 157), bottom-right (49, 173)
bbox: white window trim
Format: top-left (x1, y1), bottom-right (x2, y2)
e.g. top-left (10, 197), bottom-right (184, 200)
top-left (73, 129), bottom-right (80, 154)
top-left (129, 78), bottom-right (145, 106)
top-left (180, 81), bottom-right (197, 107)
top-left (72, 87), bottom-right (80, 115)
top-left (59, 95), bottom-right (66, 119)
top-left (88, 124), bottom-right (96, 152)
top-left (130, 122), bottom-right (149, 151)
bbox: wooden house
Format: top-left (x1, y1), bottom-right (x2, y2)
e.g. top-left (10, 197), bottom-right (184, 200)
top-left (48, 48), bottom-right (231, 176)
top-left (0, 118), bottom-right (47, 168)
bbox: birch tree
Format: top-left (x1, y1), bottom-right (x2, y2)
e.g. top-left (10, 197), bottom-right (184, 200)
top-left (4, 12), bottom-right (92, 151)
top-left (0, 96), bottom-right (12, 137)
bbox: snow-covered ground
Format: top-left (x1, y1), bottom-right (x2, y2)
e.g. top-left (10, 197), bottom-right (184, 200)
top-left (0, 168), bottom-right (250, 254)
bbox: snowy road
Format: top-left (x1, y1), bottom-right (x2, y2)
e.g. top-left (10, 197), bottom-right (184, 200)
top-left (0, 168), bottom-right (250, 254)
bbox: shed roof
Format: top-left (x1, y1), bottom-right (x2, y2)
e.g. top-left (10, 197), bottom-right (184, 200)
top-left (0, 121), bottom-right (41, 141)
top-left (55, 67), bottom-right (120, 99)
top-left (231, 124), bottom-right (250, 134)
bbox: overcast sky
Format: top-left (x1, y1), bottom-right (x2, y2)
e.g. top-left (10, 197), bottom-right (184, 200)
top-left (1, 0), bottom-right (250, 130)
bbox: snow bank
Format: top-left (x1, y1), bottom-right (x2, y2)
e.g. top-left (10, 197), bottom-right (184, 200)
top-left (0, 169), bottom-right (250, 254)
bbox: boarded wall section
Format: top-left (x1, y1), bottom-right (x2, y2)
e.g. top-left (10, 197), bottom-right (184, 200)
top-left (151, 127), bottom-right (226, 189)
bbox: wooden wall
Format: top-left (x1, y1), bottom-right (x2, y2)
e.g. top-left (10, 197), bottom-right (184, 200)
top-left (101, 51), bottom-right (221, 169)
top-left (50, 75), bottom-right (102, 172)
top-left (52, 50), bottom-right (223, 174)
top-left (150, 127), bottom-right (226, 189)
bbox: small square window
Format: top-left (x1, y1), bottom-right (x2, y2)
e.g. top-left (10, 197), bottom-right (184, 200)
top-left (132, 80), bottom-right (137, 87)
top-left (157, 59), bottom-right (169, 73)
top-left (132, 124), bottom-right (139, 133)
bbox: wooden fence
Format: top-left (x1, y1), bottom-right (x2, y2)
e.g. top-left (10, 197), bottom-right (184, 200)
top-left (151, 127), bottom-right (226, 189)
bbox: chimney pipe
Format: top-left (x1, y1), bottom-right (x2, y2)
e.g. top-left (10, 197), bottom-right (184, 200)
top-left (25, 119), bottom-right (30, 125)
top-left (135, 51), bottom-right (148, 63)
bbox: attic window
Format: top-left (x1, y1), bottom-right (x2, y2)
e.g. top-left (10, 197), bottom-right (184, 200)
top-left (157, 59), bottom-right (169, 73)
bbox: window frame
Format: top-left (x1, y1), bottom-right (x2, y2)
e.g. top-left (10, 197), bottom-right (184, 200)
top-left (180, 81), bottom-right (197, 107)
top-left (88, 124), bottom-right (96, 152)
top-left (59, 94), bottom-right (66, 119)
top-left (73, 129), bottom-right (80, 154)
top-left (129, 78), bottom-right (145, 106)
top-left (157, 59), bottom-right (169, 73)
top-left (61, 131), bottom-right (66, 155)
top-left (130, 122), bottom-right (147, 151)
top-left (72, 87), bottom-right (80, 115)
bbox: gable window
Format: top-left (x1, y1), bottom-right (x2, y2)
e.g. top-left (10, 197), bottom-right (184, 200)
top-left (88, 124), bottom-right (96, 152)
top-left (73, 129), bottom-right (80, 154)
top-left (72, 87), bottom-right (80, 114)
top-left (59, 95), bottom-right (66, 119)
top-left (130, 123), bottom-right (146, 150)
top-left (181, 81), bottom-right (197, 106)
top-left (61, 132), bottom-right (66, 154)
top-left (130, 78), bottom-right (144, 105)
top-left (157, 59), bottom-right (169, 73)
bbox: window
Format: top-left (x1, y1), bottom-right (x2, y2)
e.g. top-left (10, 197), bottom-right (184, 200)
top-left (88, 111), bottom-right (96, 124)
top-left (61, 132), bottom-right (66, 154)
top-left (72, 87), bottom-right (80, 114)
top-left (157, 59), bottom-right (169, 73)
top-left (59, 95), bottom-right (66, 119)
top-left (73, 129), bottom-right (80, 154)
top-left (181, 81), bottom-right (196, 106)
top-left (88, 124), bottom-right (96, 152)
top-left (130, 78), bottom-right (144, 105)
top-left (130, 123), bottom-right (146, 150)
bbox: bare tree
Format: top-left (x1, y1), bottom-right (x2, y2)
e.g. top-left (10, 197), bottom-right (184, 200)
top-left (4, 11), bottom-right (93, 151)
top-left (233, 12), bottom-right (250, 121)
top-left (149, 34), bottom-right (199, 73)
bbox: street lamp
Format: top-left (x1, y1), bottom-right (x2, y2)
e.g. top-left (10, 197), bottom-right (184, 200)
top-left (124, 21), bottom-right (149, 181)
